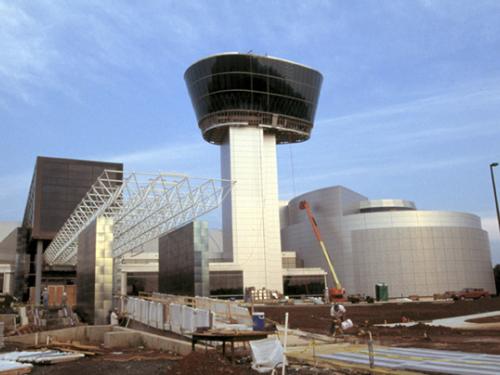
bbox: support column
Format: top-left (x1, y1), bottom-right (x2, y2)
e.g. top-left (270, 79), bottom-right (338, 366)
top-left (35, 241), bottom-right (43, 305)
top-left (221, 127), bottom-right (283, 292)
top-left (120, 271), bottom-right (127, 312)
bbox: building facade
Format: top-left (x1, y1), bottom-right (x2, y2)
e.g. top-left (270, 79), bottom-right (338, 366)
top-left (281, 186), bottom-right (496, 297)
top-left (16, 156), bottom-right (122, 301)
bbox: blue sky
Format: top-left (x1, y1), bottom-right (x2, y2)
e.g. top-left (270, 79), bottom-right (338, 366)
top-left (1, 1), bottom-right (499, 261)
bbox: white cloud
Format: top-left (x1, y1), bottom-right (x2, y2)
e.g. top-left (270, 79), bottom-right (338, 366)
top-left (291, 155), bottom-right (487, 186)
top-left (105, 142), bottom-right (205, 165)
top-left (90, 141), bottom-right (219, 179)
top-left (318, 82), bottom-right (500, 131)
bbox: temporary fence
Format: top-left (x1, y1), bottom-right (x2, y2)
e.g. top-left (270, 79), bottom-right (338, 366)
top-left (124, 293), bottom-right (252, 335)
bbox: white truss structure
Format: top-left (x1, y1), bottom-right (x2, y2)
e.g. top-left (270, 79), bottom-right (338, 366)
top-left (44, 169), bottom-right (234, 266)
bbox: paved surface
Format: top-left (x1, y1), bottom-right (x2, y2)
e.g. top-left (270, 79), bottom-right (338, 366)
top-left (429, 311), bottom-right (500, 329)
top-left (377, 310), bottom-right (500, 329)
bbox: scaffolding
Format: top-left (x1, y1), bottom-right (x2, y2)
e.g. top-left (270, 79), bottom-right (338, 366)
top-left (44, 169), bottom-right (233, 266)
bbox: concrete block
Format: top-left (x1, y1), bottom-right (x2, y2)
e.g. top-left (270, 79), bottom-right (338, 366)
top-left (104, 331), bottom-right (142, 348)
top-left (85, 325), bottom-right (113, 343)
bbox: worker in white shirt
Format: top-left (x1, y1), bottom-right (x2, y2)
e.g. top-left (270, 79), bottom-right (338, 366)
top-left (329, 303), bottom-right (346, 336)
top-left (110, 308), bottom-right (119, 326)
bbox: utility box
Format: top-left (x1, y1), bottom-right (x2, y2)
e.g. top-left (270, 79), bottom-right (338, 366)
top-left (375, 283), bottom-right (389, 301)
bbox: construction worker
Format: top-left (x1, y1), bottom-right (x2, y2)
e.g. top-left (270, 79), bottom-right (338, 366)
top-left (110, 308), bottom-right (119, 326)
top-left (329, 303), bottom-right (346, 336)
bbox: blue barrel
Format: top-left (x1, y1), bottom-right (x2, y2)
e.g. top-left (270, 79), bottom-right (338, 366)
top-left (252, 312), bottom-right (265, 331)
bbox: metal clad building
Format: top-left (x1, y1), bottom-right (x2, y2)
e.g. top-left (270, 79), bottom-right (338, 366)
top-left (17, 156), bottom-right (123, 300)
top-left (158, 221), bottom-right (209, 297)
top-left (281, 186), bottom-right (496, 297)
top-left (23, 156), bottom-right (123, 240)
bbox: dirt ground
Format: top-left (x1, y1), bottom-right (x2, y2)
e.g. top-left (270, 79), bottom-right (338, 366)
top-left (12, 299), bottom-right (500, 373)
top-left (27, 349), bottom-right (360, 375)
top-left (31, 356), bottom-right (174, 375)
top-left (256, 298), bottom-right (500, 328)
top-left (256, 298), bottom-right (500, 354)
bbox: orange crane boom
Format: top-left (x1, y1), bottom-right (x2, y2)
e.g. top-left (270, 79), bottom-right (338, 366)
top-left (299, 200), bottom-right (345, 301)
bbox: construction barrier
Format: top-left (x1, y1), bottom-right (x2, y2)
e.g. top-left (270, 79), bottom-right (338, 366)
top-left (124, 293), bottom-right (252, 335)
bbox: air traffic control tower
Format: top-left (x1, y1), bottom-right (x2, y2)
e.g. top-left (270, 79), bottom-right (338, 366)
top-left (185, 53), bottom-right (322, 293)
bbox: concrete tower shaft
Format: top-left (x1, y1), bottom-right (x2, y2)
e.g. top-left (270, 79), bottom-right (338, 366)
top-left (185, 53), bottom-right (323, 293)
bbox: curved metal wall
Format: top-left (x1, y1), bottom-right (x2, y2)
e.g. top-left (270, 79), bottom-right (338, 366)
top-left (281, 186), bottom-right (496, 297)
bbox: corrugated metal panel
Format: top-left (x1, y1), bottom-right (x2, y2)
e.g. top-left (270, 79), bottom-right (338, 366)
top-left (319, 347), bottom-right (500, 375)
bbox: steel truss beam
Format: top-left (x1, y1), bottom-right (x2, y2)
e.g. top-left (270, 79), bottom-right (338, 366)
top-left (44, 170), bottom-right (233, 265)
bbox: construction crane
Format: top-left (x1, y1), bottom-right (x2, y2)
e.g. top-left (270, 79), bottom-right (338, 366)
top-left (299, 200), bottom-right (346, 302)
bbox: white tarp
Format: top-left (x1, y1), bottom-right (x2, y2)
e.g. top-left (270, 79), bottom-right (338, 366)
top-left (211, 300), bottom-right (228, 317)
top-left (170, 303), bottom-right (182, 334)
top-left (195, 308), bottom-right (211, 329)
top-left (140, 299), bottom-right (149, 324)
top-left (181, 305), bottom-right (196, 333)
top-left (250, 338), bottom-right (285, 373)
top-left (230, 304), bottom-right (253, 325)
top-left (156, 302), bottom-right (164, 329)
top-left (127, 298), bottom-right (140, 320)
top-left (148, 301), bottom-right (156, 327)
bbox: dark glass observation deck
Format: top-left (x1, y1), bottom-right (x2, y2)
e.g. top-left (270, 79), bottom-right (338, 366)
top-left (184, 53), bottom-right (323, 144)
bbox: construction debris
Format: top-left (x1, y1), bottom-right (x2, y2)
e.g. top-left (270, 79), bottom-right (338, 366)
top-left (47, 339), bottom-right (102, 355)
top-left (0, 361), bottom-right (32, 375)
top-left (0, 350), bottom-right (83, 365)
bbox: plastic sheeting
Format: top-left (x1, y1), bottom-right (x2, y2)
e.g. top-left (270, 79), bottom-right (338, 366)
top-left (181, 306), bottom-right (196, 333)
top-left (127, 295), bottom-right (256, 334)
top-left (170, 303), bottom-right (183, 334)
top-left (195, 308), bottom-right (211, 329)
top-left (0, 350), bottom-right (84, 364)
top-left (250, 338), bottom-right (285, 373)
